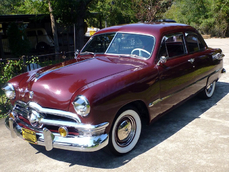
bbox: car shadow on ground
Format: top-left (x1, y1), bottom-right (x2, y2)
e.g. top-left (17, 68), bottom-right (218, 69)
top-left (30, 81), bottom-right (229, 169)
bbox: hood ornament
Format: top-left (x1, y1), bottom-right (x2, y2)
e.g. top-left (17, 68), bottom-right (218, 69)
top-left (35, 73), bottom-right (40, 78)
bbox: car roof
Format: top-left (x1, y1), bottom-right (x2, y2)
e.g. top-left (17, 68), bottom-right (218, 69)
top-left (95, 22), bottom-right (196, 37)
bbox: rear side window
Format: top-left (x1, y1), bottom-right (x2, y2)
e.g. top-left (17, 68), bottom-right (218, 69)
top-left (159, 33), bottom-right (186, 58)
top-left (185, 32), bottom-right (205, 53)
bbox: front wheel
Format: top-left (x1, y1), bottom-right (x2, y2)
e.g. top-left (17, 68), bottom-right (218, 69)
top-left (109, 107), bottom-right (142, 155)
top-left (199, 81), bottom-right (216, 99)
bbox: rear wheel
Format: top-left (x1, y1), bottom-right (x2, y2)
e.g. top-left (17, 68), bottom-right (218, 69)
top-left (109, 107), bottom-right (142, 155)
top-left (200, 81), bottom-right (216, 99)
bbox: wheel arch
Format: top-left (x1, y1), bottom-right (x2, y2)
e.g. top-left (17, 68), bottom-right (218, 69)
top-left (115, 100), bottom-right (150, 125)
top-left (108, 100), bottom-right (148, 155)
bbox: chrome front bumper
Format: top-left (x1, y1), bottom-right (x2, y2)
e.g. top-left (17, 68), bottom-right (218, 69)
top-left (5, 116), bottom-right (109, 152)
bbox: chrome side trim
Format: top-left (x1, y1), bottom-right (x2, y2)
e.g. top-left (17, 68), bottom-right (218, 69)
top-left (149, 95), bottom-right (171, 107)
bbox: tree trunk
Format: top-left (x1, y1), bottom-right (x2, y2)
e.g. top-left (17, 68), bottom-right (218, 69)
top-left (48, 1), bottom-right (59, 55)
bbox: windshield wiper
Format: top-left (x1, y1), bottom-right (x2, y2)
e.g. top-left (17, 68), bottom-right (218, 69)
top-left (80, 51), bottom-right (95, 55)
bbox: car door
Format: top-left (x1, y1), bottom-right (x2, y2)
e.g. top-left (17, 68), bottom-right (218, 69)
top-left (184, 32), bottom-right (211, 91)
top-left (157, 32), bottom-right (197, 112)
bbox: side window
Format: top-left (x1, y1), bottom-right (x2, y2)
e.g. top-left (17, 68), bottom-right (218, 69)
top-left (185, 32), bottom-right (205, 53)
top-left (159, 33), bottom-right (186, 58)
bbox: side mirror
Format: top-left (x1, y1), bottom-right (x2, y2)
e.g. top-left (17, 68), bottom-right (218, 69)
top-left (157, 56), bottom-right (167, 66)
top-left (74, 49), bottom-right (79, 59)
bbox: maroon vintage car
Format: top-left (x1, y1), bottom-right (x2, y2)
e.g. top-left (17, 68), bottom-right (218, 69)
top-left (2, 23), bottom-right (225, 155)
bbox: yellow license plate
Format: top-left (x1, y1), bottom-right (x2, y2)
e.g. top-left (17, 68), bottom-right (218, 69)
top-left (22, 128), bottom-right (37, 144)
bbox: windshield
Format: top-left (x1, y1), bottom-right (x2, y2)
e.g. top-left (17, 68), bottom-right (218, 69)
top-left (81, 32), bottom-right (155, 59)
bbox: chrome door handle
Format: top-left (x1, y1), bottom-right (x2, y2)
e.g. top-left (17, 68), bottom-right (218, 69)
top-left (188, 58), bottom-right (195, 64)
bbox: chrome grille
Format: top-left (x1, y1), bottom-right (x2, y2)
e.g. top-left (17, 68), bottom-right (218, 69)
top-left (13, 101), bottom-right (81, 127)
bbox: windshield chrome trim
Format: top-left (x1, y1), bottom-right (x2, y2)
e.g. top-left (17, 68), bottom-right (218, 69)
top-left (104, 32), bottom-right (118, 54)
top-left (80, 32), bottom-right (116, 54)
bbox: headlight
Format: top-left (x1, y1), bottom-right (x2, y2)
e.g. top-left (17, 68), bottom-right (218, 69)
top-left (2, 83), bottom-right (16, 100)
top-left (72, 95), bottom-right (90, 117)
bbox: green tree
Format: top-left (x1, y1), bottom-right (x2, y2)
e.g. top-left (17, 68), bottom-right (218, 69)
top-left (0, 0), bottom-right (21, 14)
top-left (51, 0), bottom-right (93, 49)
top-left (164, 0), bottom-right (229, 37)
top-left (14, 0), bottom-right (48, 14)
top-left (90, 0), bottom-right (138, 27)
top-left (0, 0), bottom-right (48, 15)
top-left (88, 0), bottom-right (173, 28)
top-left (134, 0), bottom-right (173, 22)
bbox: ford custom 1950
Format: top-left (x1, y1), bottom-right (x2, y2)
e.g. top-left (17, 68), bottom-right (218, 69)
top-left (2, 23), bottom-right (225, 155)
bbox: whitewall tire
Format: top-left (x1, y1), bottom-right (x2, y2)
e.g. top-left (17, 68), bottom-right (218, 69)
top-left (200, 81), bottom-right (216, 99)
top-left (109, 107), bottom-right (142, 155)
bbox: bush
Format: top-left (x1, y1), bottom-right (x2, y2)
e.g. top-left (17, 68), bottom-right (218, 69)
top-left (0, 59), bottom-right (24, 118)
top-left (0, 57), bottom-right (39, 118)
top-left (210, 12), bottom-right (228, 37)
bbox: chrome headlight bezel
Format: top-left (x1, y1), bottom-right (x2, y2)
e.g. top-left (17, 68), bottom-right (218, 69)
top-left (2, 83), bottom-right (16, 100)
top-left (72, 95), bottom-right (90, 117)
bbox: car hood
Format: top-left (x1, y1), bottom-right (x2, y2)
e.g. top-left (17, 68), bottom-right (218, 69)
top-left (14, 55), bottom-right (147, 110)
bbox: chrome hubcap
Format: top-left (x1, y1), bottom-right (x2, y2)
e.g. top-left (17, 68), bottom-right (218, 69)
top-left (115, 115), bottom-right (136, 147)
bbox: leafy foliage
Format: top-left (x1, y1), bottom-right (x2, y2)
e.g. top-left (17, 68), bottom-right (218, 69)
top-left (0, 0), bottom-right (48, 15)
top-left (88, 0), bottom-right (138, 27)
top-left (0, 56), bottom-right (39, 117)
top-left (164, 0), bottom-right (229, 37)
top-left (134, 0), bottom-right (173, 22)
top-left (0, 0), bottom-right (21, 15)
top-left (51, 0), bottom-right (92, 26)
top-left (0, 58), bottom-right (24, 117)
